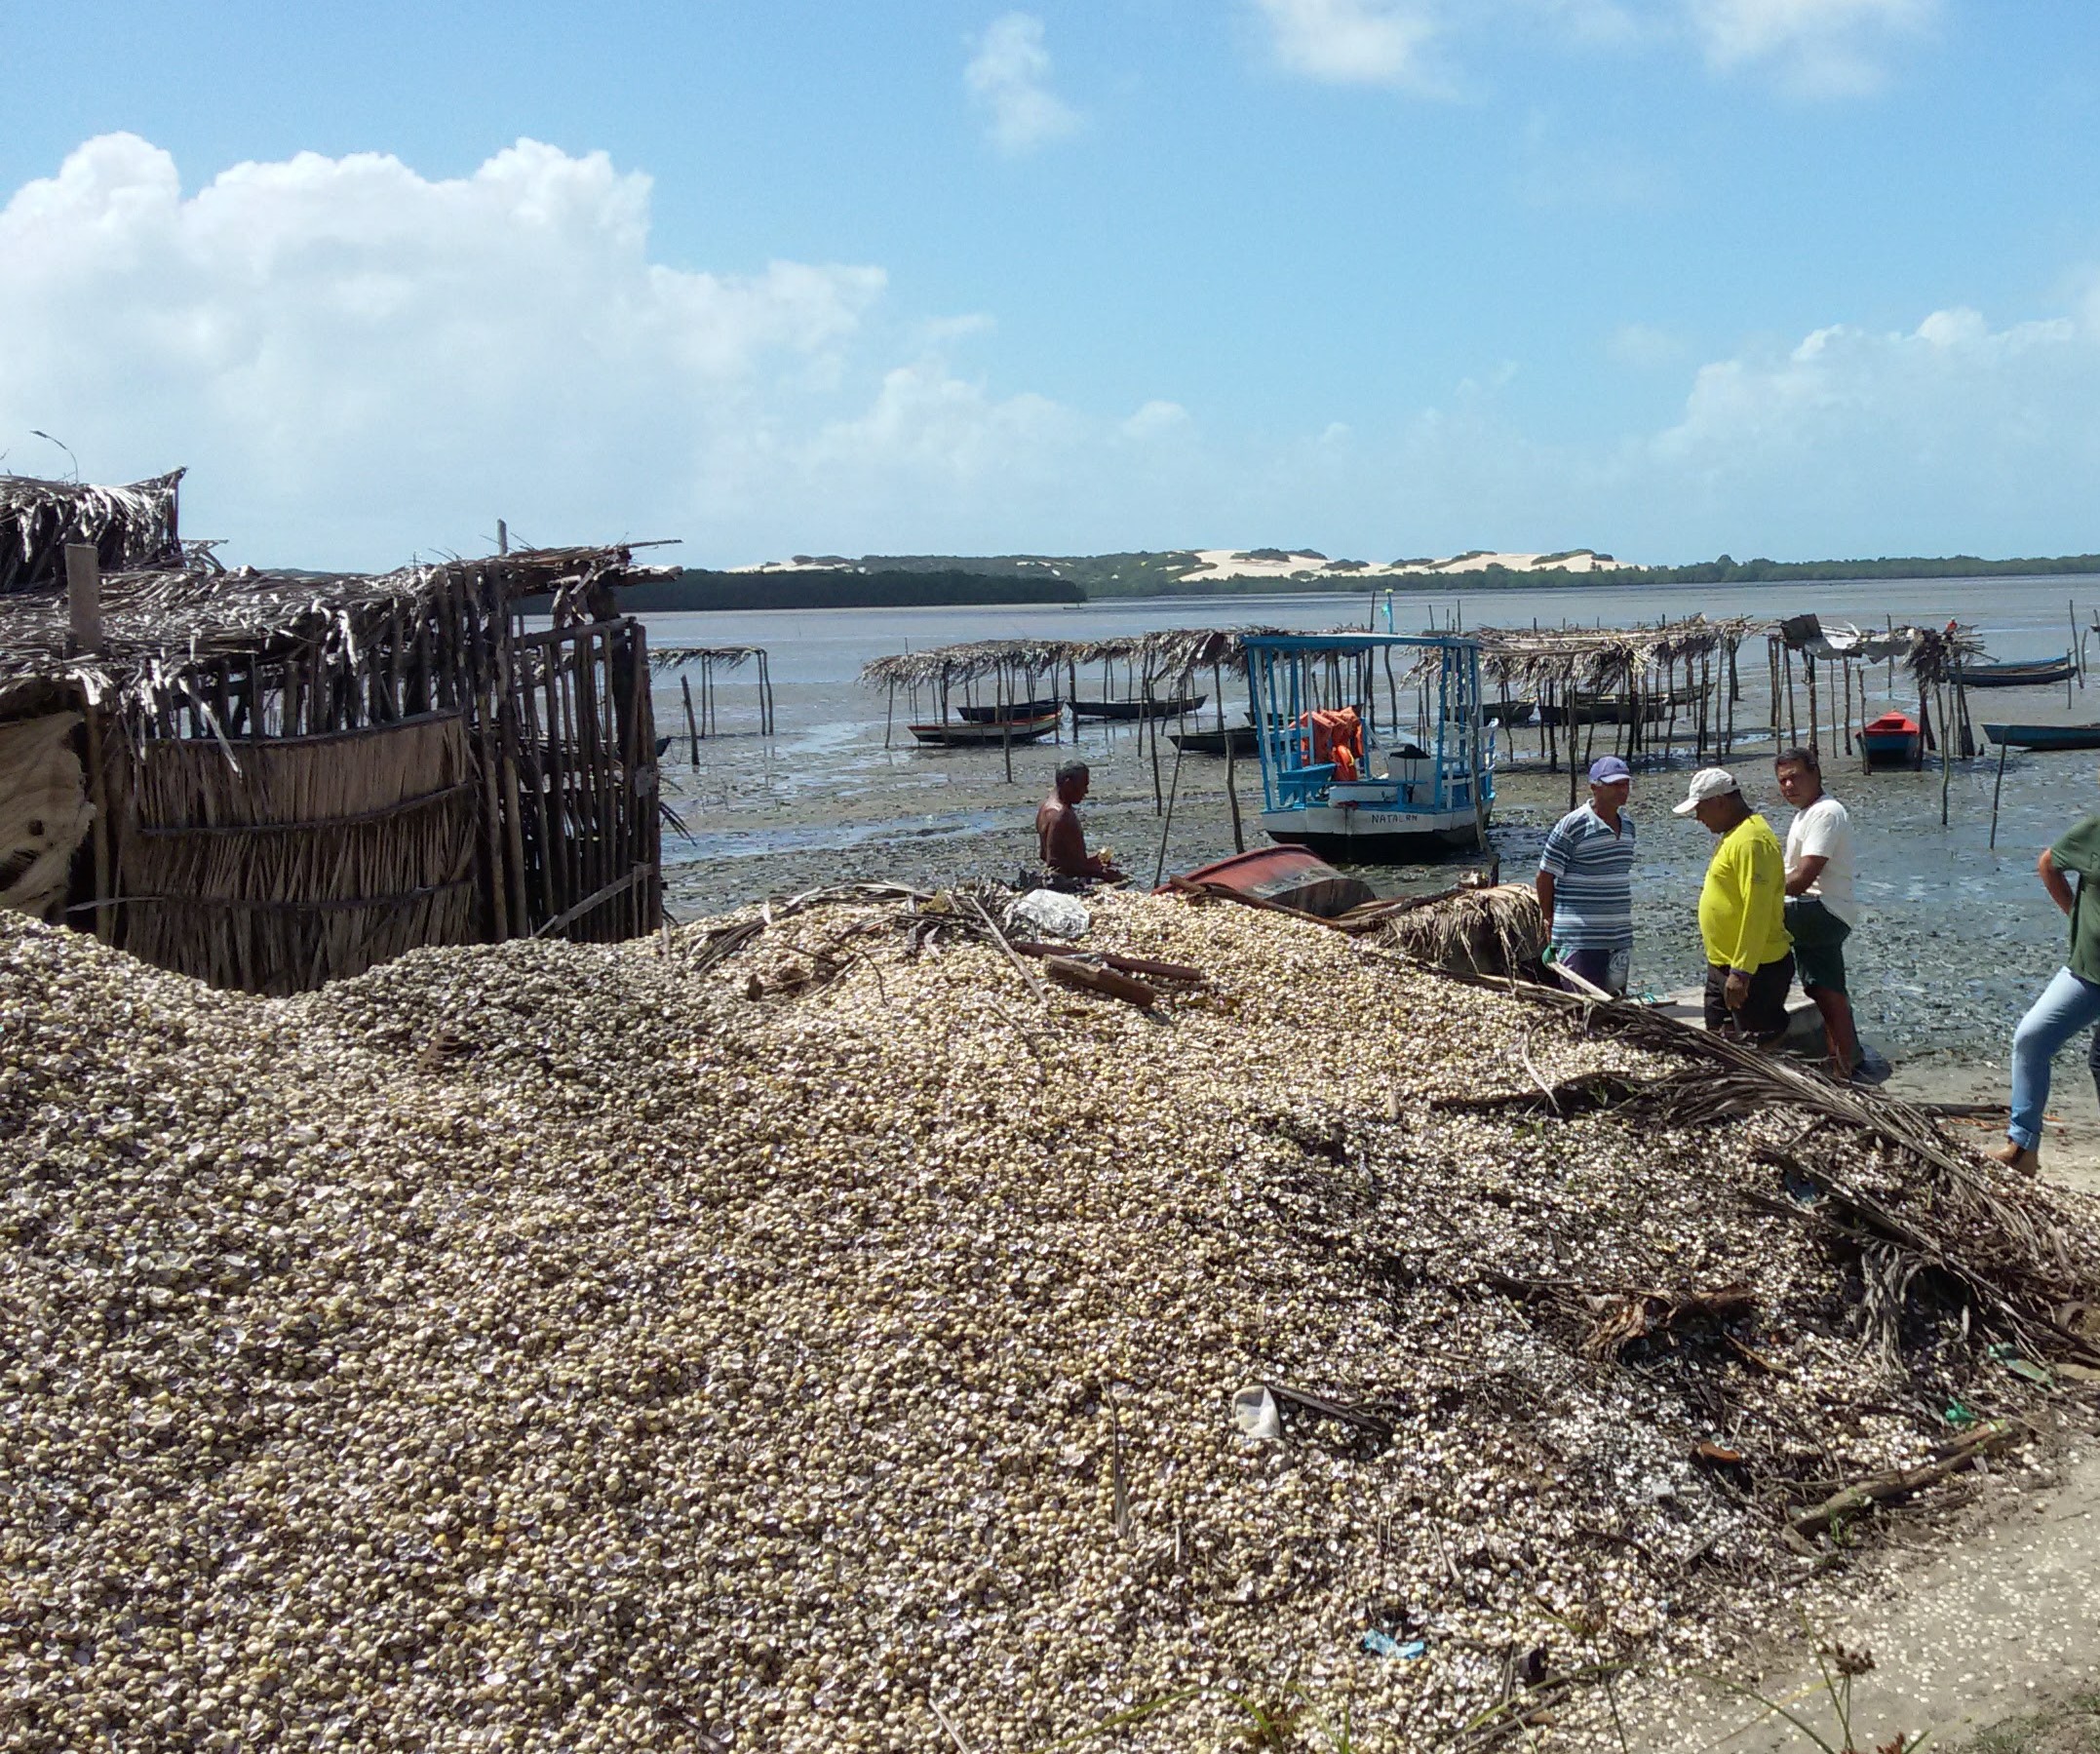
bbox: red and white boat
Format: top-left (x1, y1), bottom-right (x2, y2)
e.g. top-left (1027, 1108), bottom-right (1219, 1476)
top-left (1168, 846), bottom-right (1376, 918)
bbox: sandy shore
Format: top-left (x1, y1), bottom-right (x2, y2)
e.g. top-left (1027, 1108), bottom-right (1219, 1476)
top-left (1886, 1054), bottom-right (2100, 1191)
top-left (1592, 1049), bottom-right (2100, 1751)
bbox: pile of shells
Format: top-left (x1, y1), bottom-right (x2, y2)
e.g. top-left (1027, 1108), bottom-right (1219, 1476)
top-left (2, 887), bottom-right (2096, 1753)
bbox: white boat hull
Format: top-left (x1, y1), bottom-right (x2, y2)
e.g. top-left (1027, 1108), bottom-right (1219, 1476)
top-left (1260, 802), bottom-right (1488, 857)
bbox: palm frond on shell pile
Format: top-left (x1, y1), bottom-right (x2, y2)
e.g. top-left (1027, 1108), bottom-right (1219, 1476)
top-left (1350, 880), bottom-right (1546, 976)
top-left (1417, 958), bottom-right (2095, 1369)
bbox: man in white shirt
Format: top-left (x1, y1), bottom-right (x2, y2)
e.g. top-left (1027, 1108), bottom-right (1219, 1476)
top-left (1774, 746), bottom-right (1859, 1077)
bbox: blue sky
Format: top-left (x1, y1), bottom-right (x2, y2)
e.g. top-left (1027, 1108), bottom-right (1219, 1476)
top-left (4, 0), bottom-right (2100, 568)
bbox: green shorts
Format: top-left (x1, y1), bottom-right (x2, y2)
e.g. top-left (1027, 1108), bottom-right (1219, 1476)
top-left (1784, 896), bottom-right (1850, 994)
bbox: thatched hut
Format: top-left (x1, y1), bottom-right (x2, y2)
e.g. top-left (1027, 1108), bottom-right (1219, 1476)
top-left (0, 470), bottom-right (674, 992)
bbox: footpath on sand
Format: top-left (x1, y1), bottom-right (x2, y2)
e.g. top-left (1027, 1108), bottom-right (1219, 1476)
top-left (1608, 1439), bottom-right (2100, 1753)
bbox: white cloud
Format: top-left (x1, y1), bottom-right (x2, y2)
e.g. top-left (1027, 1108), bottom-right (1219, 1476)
top-left (1253, 0), bottom-right (1444, 89)
top-left (12, 135), bottom-right (2100, 576)
top-left (964, 14), bottom-right (1082, 154)
top-left (1250, 0), bottom-right (1935, 97)
top-left (1608, 322), bottom-right (1689, 368)
top-left (1636, 301), bottom-right (2100, 550)
top-left (1514, 113), bottom-right (1674, 208)
top-left (1120, 400), bottom-right (1190, 441)
top-left (1686, 0), bottom-right (1937, 94)
top-left (0, 134), bottom-right (901, 565)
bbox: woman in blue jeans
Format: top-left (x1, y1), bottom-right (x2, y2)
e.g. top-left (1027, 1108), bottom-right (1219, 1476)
top-left (1993, 814), bottom-right (2100, 1171)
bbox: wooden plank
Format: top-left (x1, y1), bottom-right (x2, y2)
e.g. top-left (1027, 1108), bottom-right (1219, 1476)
top-left (573, 627), bottom-right (605, 939)
top-left (519, 657), bottom-right (561, 925)
top-left (64, 544), bottom-right (100, 653)
top-left (540, 638), bottom-right (569, 922)
top-left (562, 632), bottom-right (590, 939)
top-left (631, 625), bottom-right (662, 931)
top-left (1044, 956), bottom-right (1156, 1008)
top-left (467, 581), bottom-right (508, 942)
top-left (530, 864), bottom-right (654, 939)
top-left (496, 643), bottom-right (531, 932)
top-left (81, 699), bottom-right (113, 943)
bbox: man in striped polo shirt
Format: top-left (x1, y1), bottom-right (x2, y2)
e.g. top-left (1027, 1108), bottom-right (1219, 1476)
top-left (1536, 755), bottom-right (1636, 995)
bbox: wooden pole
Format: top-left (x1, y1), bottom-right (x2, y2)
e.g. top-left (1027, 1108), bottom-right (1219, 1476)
top-left (64, 543), bottom-right (101, 655)
top-left (497, 647), bottom-right (532, 934)
top-left (682, 675), bottom-right (701, 762)
top-left (2077, 601), bottom-right (2085, 690)
top-left (1000, 665), bottom-right (1014, 785)
top-left (1567, 692), bottom-right (1578, 810)
top-left (1152, 728), bottom-right (1186, 886)
top-left (1940, 682), bottom-right (1953, 827)
top-left (1990, 737), bottom-right (2010, 848)
top-left (1725, 639), bottom-right (1738, 756)
top-left (1147, 665), bottom-right (1163, 815)
top-left (81, 698), bottom-right (112, 943)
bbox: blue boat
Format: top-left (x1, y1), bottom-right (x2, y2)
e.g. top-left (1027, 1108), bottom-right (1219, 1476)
top-left (1242, 632), bottom-right (1493, 860)
top-left (1984, 721), bottom-right (2100, 753)
top-left (1950, 653), bottom-right (2077, 688)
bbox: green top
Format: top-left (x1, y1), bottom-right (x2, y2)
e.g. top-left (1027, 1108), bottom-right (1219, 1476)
top-left (2049, 815), bottom-right (2100, 983)
top-left (1697, 812), bottom-right (1792, 972)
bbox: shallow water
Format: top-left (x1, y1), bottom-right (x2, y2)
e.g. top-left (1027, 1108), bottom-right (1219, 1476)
top-left (631, 576), bottom-right (2100, 1065)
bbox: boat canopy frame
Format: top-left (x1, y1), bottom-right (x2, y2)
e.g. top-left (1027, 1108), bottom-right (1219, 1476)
top-left (1241, 632), bottom-right (1487, 816)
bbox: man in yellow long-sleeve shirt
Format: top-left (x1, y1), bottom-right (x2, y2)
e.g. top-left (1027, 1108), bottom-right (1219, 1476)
top-left (1674, 767), bottom-right (1795, 1042)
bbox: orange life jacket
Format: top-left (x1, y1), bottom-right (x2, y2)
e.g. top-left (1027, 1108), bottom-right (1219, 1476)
top-left (1306, 708), bottom-right (1364, 773)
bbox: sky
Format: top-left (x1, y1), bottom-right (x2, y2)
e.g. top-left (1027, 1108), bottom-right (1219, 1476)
top-left (4, 0), bottom-right (2100, 570)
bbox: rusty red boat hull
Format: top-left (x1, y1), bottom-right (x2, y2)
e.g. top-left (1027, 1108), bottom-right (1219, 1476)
top-left (1168, 846), bottom-right (1377, 918)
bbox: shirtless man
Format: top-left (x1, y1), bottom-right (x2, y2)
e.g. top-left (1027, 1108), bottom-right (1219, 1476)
top-left (1036, 760), bottom-right (1122, 882)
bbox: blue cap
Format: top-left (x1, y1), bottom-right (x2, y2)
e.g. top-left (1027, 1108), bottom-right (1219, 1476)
top-left (1589, 756), bottom-right (1631, 784)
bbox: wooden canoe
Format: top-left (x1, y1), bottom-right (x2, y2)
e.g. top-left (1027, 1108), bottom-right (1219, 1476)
top-left (1984, 721), bottom-right (2100, 752)
top-left (1950, 654), bottom-right (2077, 688)
top-left (1069, 694), bottom-right (1207, 721)
top-left (907, 713), bottom-right (1063, 747)
top-left (1169, 723), bottom-right (1260, 757)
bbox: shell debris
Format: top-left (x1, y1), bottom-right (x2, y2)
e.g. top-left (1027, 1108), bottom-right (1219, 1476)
top-left (0, 887), bottom-right (2095, 1752)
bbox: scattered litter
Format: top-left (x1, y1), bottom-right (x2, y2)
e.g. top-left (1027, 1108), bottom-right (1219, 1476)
top-left (1006, 888), bottom-right (1091, 940)
top-left (1988, 1343), bottom-right (2056, 1387)
top-left (1360, 1631), bottom-right (1426, 1659)
top-left (1230, 1384), bottom-right (1281, 1441)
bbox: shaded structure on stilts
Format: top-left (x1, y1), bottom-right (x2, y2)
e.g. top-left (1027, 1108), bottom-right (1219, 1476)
top-left (0, 469), bottom-right (678, 991)
top-left (650, 645), bottom-right (776, 757)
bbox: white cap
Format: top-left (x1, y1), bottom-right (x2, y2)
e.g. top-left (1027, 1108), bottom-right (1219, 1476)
top-left (1671, 767), bottom-right (1741, 816)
